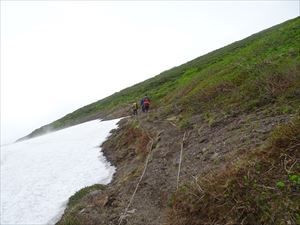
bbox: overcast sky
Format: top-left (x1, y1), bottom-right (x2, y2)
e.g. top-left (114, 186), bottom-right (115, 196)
top-left (1, 1), bottom-right (299, 144)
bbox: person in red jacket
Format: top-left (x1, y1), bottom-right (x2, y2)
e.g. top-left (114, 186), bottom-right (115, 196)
top-left (143, 95), bottom-right (150, 113)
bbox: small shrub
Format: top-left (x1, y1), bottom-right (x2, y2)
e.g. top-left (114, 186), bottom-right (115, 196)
top-left (279, 105), bottom-right (292, 114)
top-left (276, 181), bottom-right (285, 189)
top-left (203, 111), bottom-right (216, 127)
top-left (295, 213), bottom-right (300, 225)
top-left (58, 215), bottom-right (83, 225)
top-left (179, 115), bottom-right (193, 130)
top-left (289, 174), bottom-right (300, 185)
top-left (68, 184), bottom-right (106, 208)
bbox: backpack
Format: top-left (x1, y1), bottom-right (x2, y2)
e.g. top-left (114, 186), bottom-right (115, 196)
top-left (132, 103), bottom-right (138, 109)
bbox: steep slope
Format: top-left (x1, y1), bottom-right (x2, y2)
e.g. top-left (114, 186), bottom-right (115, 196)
top-left (166, 115), bottom-right (300, 225)
top-left (56, 18), bottom-right (299, 225)
top-left (21, 17), bottom-right (300, 140)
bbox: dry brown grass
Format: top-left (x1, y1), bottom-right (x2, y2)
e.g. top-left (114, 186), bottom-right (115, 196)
top-left (118, 121), bottom-right (151, 158)
top-left (255, 70), bottom-right (299, 99)
top-left (166, 115), bottom-right (300, 225)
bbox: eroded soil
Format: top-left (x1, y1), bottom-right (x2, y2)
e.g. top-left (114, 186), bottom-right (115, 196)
top-left (57, 109), bottom-right (294, 225)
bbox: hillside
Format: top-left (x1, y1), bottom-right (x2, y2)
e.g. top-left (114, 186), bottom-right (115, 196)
top-left (53, 17), bottom-right (298, 225)
top-left (22, 17), bottom-right (300, 140)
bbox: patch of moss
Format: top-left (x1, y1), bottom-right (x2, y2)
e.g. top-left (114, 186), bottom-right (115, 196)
top-left (68, 184), bottom-right (106, 208)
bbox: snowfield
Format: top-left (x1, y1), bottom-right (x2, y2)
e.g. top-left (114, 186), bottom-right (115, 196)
top-left (1, 119), bottom-right (120, 224)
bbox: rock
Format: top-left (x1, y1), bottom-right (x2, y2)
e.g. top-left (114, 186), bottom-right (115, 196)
top-left (79, 208), bottom-right (86, 214)
top-left (202, 147), bottom-right (208, 152)
top-left (256, 128), bottom-right (269, 134)
top-left (96, 195), bottom-right (109, 207)
top-left (211, 152), bottom-right (219, 160)
top-left (199, 137), bottom-right (208, 143)
top-left (127, 209), bottom-right (137, 214)
top-left (166, 116), bottom-right (177, 122)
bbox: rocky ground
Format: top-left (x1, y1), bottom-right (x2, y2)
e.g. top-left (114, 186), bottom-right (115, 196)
top-left (57, 108), bottom-right (294, 225)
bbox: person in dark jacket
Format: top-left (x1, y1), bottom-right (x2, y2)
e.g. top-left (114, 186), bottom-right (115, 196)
top-left (140, 98), bottom-right (145, 112)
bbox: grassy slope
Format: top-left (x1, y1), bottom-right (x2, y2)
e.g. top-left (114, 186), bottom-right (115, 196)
top-left (23, 17), bottom-right (300, 138)
top-left (159, 17), bottom-right (300, 225)
top-left (51, 17), bottom-right (299, 225)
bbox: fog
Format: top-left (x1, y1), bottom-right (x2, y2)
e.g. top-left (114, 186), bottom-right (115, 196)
top-left (1, 1), bottom-right (299, 144)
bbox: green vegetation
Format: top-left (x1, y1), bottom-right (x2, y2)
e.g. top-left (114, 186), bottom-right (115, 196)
top-left (166, 114), bottom-right (300, 225)
top-left (57, 215), bottom-right (85, 225)
top-left (52, 17), bottom-right (300, 225)
top-left (67, 184), bottom-right (106, 208)
top-left (57, 184), bottom-right (106, 225)
top-left (22, 17), bottom-right (300, 139)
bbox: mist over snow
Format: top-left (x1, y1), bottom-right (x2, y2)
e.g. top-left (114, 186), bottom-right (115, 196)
top-left (0, 119), bottom-right (120, 224)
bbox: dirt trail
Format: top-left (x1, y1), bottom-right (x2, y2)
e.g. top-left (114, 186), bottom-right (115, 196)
top-left (57, 109), bottom-right (293, 225)
top-left (104, 114), bottom-right (184, 225)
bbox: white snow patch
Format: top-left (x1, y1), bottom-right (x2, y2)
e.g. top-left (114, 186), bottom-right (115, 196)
top-left (1, 118), bottom-right (120, 224)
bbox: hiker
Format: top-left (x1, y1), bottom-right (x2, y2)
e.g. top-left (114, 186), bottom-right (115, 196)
top-left (140, 98), bottom-right (145, 112)
top-left (142, 95), bottom-right (151, 113)
top-left (132, 102), bottom-right (138, 116)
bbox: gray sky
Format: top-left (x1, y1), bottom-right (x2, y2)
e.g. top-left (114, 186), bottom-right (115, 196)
top-left (1, 1), bottom-right (299, 144)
